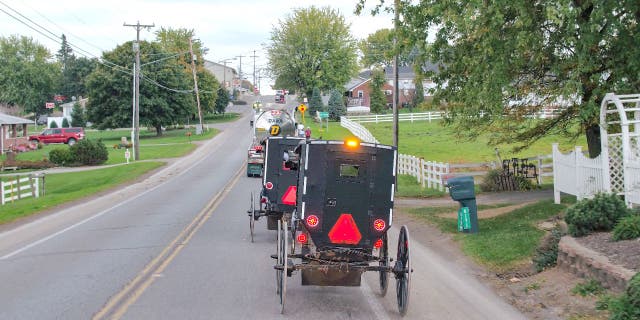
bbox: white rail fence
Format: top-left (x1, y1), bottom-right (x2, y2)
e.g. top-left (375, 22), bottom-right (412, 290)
top-left (1, 175), bottom-right (40, 205)
top-left (340, 117), bottom-right (379, 143)
top-left (347, 112), bottom-right (444, 124)
top-left (552, 144), bottom-right (606, 203)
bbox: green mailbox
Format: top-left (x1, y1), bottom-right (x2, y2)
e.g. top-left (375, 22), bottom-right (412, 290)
top-left (446, 176), bottom-right (479, 234)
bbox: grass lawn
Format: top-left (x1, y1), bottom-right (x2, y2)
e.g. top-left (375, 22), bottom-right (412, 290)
top-left (407, 200), bottom-right (567, 271)
top-left (366, 121), bottom-right (585, 163)
top-left (0, 162), bottom-right (164, 224)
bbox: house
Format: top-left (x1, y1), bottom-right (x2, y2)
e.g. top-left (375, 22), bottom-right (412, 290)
top-left (49, 97), bottom-right (88, 128)
top-left (203, 60), bottom-right (238, 92)
top-left (344, 63), bottom-right (439, 110)
top-left (0, 113), bottom-right (33, 154)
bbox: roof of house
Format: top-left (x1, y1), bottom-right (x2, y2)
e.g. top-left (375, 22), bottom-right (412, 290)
top-left (358, 63), bottom-right (440, 80)
top-left (344, 77), bottom-right (370, 91)
top-left (0, 113), bottom-right (32, 125)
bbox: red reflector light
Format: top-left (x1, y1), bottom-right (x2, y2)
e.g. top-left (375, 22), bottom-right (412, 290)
top-left (265, 182), bottom-right (273, 190)
top-left (281, 186), bottom-right (297, 205)
top-left (373, 219), bottom-right (386, 232)
top-left (254, 145), bottom-right (263, 151)
top-left (306, 215), bottom-right (319, 227)
top-left (374, 238), bottom-right (383, 248)
top-left (297, 233), bottom-right (308, 244)
top-left (260, 197), bottom-right (267, 203)
top-left (328, 213), bottom-right (362, 245)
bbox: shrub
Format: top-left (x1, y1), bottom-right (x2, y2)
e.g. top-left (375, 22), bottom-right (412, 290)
top-left (49, 148), bottom-right (74, 166)
top-left (1, 159), bottom-right (54, 169)
top-left (61, 117), bottom-right (70, 128)
top-left (70, 139), bottom-right (108, 165)
top-left (49, 121), bottom-right (58, 128)
top-left (606, 272), bottom-right (640, 320)
top-left (564, 193), bottom-right (632, 237)
top-left (612, 214), bottom-right (640, 241)
top-left (533, 228), bottom-right (564, 272)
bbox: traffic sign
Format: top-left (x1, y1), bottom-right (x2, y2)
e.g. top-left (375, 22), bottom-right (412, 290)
top-left (45, 102), bottom-right (54, 109)
top-left (298, 104), bottom-right (307, 113)
top-left (318, 112), bottom-right (329, 119)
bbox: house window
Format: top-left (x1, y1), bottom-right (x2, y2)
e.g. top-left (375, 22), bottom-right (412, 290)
top-left (357, 90), bottom-right (364, 98)
top-left (385, 90), bottom-right (392, 96)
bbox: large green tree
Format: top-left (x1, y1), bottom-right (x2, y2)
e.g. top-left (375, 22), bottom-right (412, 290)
top-left (267, 6), bottom-right (359, 98)
top-left (86, 41), bottom-right (194, 135)
top-left (327, 88), bottom-right (346, 120)
top-left (155, 27), bottom-right (218, 116)
top-left (0, 35), bottom-right (60, 115)
top-left (60, 57), bottom-right (98, 101)
top-left (359, 1), bottom-right (640, 157)
top-left (359, 28), bottom-right (417, 68)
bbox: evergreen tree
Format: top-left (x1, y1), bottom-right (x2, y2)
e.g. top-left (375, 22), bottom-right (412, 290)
top-left (369, 69), bottom-right (386, 114)
top-left (56, 34), bottom-right (73, 71)
top-left (70, 102), bottom-right (87, 127)
top-left (309, 87), bottom-right (324, 114)
top-left (61, 117), bottom-right (70, 128)
top-left (413, 79), bottom-right (424, 109)
top-left (327, 89), bottom-right (346, 121)
top-left (49, 121), bottom-right (58, 128)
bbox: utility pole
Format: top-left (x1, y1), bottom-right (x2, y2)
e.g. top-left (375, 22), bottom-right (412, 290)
top-left (124, 21), bottom-right (154, 161)
top-left (250, 50), bottom-right (258, 93)
top-left (219, 58), bottom-right (235, 93)
top-left (189, 37), bottom-right (204, 134)
top-left (393, 0), bottom-right (400, 190)
top-left (236, 54), bottom-right (245, 92)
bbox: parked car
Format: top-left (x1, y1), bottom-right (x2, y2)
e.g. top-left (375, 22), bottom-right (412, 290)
top-left (29, 127), bottom-right (85, 146)
top-left (36, 115), bottom-right (48, 125)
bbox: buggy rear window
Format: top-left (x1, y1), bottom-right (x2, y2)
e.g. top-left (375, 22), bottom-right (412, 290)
top-left (339, 164), bottom-right (359, 177)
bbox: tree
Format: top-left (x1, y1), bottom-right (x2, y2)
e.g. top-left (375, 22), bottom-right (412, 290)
top-left (369, 68), bottom-right (386, 114)
top-left (309, 87), bottom-right (324, 114)
top-left (267, 6), bottom-right (358, 97)
top-left (413, 78), bottom-right (424, 108)
top-left (61, 117), bottom-right (70, 128)
top-left (215, 84), bottom-right (230, 114)
top-left (60, 57), bottom-right (98, 102)
top-left (359, 29), bottom-right (394, 68)
top-left (155, 28), bottom-right (218, 119)
top-left (70, 103), bottom-right (87, 127)
top-left (56, 34), bottom-right (73, 71)
top-left (86, 41), bottom-right (194, 136)
top-left (0, 35), bottom-right (60, 115)
top-left (360, 1), bottom-right (640, 157)
top-left (327, 89), bottom-right (346, 120)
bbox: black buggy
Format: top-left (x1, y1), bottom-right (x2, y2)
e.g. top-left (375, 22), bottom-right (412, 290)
top-left (247, 136), bottom-right (305, 242)
top-left (274, 139), bottom-right (412, 315)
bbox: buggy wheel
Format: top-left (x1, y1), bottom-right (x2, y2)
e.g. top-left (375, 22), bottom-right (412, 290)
top-left (276, 219), bottom-right (288, 314)
top-left (378, 233), bottom-right (389, 296)
top-left (396, 225), bottom-right (411, 316)
top-left (249, 192), bottom-right (255, 243)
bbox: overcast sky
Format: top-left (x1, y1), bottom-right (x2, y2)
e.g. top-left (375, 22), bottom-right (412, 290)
top-left (0, 0), bottom-right (393, 94)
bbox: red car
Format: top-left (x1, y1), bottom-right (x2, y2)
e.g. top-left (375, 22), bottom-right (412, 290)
top-left (29, 127), bottom-right (85, 146)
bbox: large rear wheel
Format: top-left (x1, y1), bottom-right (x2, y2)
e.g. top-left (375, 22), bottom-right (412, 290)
top-left (396, 225), bottom-right (411, 316)
top-left (249, 192), bottom-right (255, 243)
top-left (378, 233), bottom-right (389, 296)
top-left (276, 219), bottom-right (288, 314)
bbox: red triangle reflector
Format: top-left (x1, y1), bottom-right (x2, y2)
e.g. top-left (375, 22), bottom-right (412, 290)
top-left (328, 213), bottom-right (362, 245)
top-left (281, 186), bottom-right (297, 205)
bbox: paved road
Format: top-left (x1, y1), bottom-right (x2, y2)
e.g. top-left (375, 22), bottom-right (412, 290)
top-left (0, 96), bottom-right (527, 319)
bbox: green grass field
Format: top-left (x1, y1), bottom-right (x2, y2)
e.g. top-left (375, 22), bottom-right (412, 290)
top-left (407, 200), bottom-right (567, 271)
top-left (0, 162), bottom-right (164, 224)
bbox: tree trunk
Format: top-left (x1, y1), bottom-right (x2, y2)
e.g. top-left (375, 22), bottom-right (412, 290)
top-left (586, 123), bottom-right (601, 158)
top-left (155, 124), bottom-right (163, 137)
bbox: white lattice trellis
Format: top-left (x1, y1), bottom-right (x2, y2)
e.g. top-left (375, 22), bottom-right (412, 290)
top-left (600, 93), bottom-right (640, 207)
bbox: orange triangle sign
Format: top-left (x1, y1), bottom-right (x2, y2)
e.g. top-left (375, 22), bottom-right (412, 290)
top-left (281, 186), bottom-right (297, 205)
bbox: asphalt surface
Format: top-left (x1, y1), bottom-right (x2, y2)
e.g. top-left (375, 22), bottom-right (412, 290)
top-left (0, 95), bottom-right (529, 319)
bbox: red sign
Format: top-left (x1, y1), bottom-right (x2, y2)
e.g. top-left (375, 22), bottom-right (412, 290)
top-left (45, 102), bottom-right (55, 109)
top-left (54, 95), bottom-right (66, 102)
top-left (281, 186), bottom-right (297, 205)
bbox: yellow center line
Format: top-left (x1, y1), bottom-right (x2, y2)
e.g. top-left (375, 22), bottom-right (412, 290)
top-left (93, 164), bottom-right (245, 319)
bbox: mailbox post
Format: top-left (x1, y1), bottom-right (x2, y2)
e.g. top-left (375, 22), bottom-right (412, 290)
top-left (446, 176), bottom-right (479, 234)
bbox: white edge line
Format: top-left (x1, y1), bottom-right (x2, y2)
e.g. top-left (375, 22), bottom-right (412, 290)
top-left (361, 275), bottom-right (391, 320)
top-left (0, 129), bottom-right (234, 260)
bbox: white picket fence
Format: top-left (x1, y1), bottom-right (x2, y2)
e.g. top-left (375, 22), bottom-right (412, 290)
top-left (397, 154), bottom-right (450, 191)
top-left (347, 112), bottom-right (444, 124)
top-left (1, 175), bottom-right (40, 205)
top-left (552, 144), bottom-right (607, 203)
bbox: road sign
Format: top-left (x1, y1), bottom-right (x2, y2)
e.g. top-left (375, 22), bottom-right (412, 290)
top-left (45, 102), bottom-right (54, 109)
top-left (298, 104), bottom-right (307, 113)
top-left (318, 112), bottom-right (329, 119)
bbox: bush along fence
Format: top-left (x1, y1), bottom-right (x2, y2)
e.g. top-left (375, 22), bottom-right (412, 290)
top-left (341, 114), bottom-right (552, 191)
top-left (1, 174), bottom-right (44, 205)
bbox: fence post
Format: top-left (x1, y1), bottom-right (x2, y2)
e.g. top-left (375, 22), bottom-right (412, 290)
top-left (537, 155), bottom-right (543, 185)
top-left (420, 158), bottom-right (426, 188)
top-left (1, 180), bottom-right (4, 205)
top-left (29, 174), bottom-right (35, 198)
top-left (428, 112), bottom-right (432, 123)
top-left (575, 146), bottom-right (583, 200)
top-left (552, 143), bottom-right (561, 204)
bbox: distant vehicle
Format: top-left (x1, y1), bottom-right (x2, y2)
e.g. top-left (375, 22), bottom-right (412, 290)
top-left (36, 115), bottom-right (48, 125)
top-left (275, 94), bottom-right (286, 104)
top-left (29, 127), bottom-right (85, 146)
